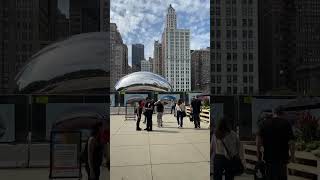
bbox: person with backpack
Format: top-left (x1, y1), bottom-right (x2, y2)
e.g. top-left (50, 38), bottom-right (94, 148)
top-left (83, 122), bottom-right (104, 180)
top-left (191, 96), bottom-right (202, 128)
top-left (213, 117), bottom-right (242, 180)
top-left (154, 100), bottom-right (164, 127)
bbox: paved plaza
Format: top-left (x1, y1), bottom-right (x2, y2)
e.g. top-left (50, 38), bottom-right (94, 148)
top-left (110, 113), bottom-right (210, 180)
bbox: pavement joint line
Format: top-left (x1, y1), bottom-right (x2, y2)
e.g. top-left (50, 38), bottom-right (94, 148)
top-left (110, 161), bottom-right (210, 168)
top-left (147, 128), bottom-right (154, 180)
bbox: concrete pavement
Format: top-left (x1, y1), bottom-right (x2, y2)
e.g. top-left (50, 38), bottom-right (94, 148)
top-left (110, 113), bottom-right (210, 180)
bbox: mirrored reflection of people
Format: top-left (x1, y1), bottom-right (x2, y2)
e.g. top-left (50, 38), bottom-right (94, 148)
top-left (191, 96), bottom-right (202, 128)
top-left (176, 99), bottom-right (186, 128)
top-left (256, 107), bottom-right (295, 180)
top-left (155, 100), bottom-right (164, 127)
top-left (213, 117), bottom-right (240, 180)
top-left (136, 100), bottom-right (144, 131)
top-left (86, 122), bottom-right (104, 180)
top-left (101, 127), bottom-right (110, 171)
top-left (144, 97), bottom-right (154, 131)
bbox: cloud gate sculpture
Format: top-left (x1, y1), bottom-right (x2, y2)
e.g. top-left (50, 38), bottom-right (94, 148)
top-left (14, 32), bottom-right (108, 94)
top-left (114, 71), bottom-right (172, 92)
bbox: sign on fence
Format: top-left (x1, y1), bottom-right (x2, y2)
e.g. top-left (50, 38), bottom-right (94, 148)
top-left (50, 131), bottom-right (81, 179)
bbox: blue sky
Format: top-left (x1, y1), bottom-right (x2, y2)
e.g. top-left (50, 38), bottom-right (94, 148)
top-left (111, 0), bottom-right (210, 65)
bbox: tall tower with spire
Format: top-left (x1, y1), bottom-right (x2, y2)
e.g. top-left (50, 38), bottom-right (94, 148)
top-left (166, 4), bottom-right (177, 29)
top-left (161, 5), bottom-right (191, 92)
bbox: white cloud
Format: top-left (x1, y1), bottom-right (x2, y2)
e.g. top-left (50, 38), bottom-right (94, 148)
top-left (111, 0), bottom-right (210, 62)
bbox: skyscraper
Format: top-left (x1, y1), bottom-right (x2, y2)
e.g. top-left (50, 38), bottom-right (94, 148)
top-left (258, 0), bottom-right (320, 95)
top-left (153, 40), bottom-right (163, 76)
top-left (132, 44), bottom-right (144, 72)
top-left (162, 4), bottom-right (191, 92)
top-left (191, 48), bottom-right (210, 92)
top-left (110, 23), bottom-right (128, 90)
top-left (211, 0), bottom-right (259, 95)
top-left (141, 59), bottom-right (152, 72)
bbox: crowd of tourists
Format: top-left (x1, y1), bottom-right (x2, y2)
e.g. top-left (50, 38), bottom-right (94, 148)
top-left (134, 96), bottom-right (203, 131)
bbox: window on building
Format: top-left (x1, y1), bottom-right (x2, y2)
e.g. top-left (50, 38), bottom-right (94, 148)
top-left (217, 41), bottom-right (221, 49)
top-left (233, 53), bottom-right (237, 61)
top-left (248, 41), bottom-right (253, 49)
top-left (232, 30), bottom-right (237, 38)
top-left (217, 64), bottom-right (222, 72)
top-left (217, 53), bottom-right (222, 61)
top-left (244, 87), bottom-right (248, 94)
top-left (226, 0), bottom-right (231, 4)
top-left (232, 0), bottom-right (236, 4)
top-left (242, 8), bottom-right (247, 16)
top-left (249, 53), bottom-right (253, 61)
top-left (243, 76), bottom-right (248, 83)
top-left (212, 87), bottom-right (216, 94)
top-left (233, 64), bottom-right (237, 72)
top-left (217, 30), bottom-right (221, 38)
top-left (233, 75), bottom-right (237, 83)
top-left (227, 30), bottom-right (231, 39)
top-left (217, 76), bottom-right (222, 83)
top-left (212, 64), bottom-right (216, 72)
top-left (232, 41), bottom-right (237, 49)
top-left (232, 7), bottom-right (237, 15)
top-left (232, 19), bottom-right (237, 26)
top-left (227, 87), bottom-right (232, 94)
top-left (243, 64), bottom-right (248, 72)
top-left (226, 18), bottom-right (231, 26)
top-left (249, 76), bottom-right (253, 83)
top-left (226, 41), bottom-right (231, 49)
top-left (242, 19), bottom-right (247, 27)
top-left (226, 8), bottom-right (231, 16)
top-left (227, 53), bottom-right (232, 61)
top-left (242, 41), bottom-right (247, 50)
top-left (217, 87), bottom-right (221, 94)
top-left (227, 76), bottom-right (232, 83)
top-left (233, 87), bottom-right (237, 94)
top-left (227, 64), bottom-right (232, 72)
top-left (249, 64), bottom-right (253, 72)
top-left (242, 0), bottom-right (247, 4)
top-left (216, 18), bottom-right (221, 26)
top-left (249, 86), bottom-right (253, 94)
top-left (248, 30), bottom-right (253, 38)
top-left (248, 19), bottom-right (253, 27)
top-left (248, 8), bottom-right (253, 16)
top-left (243, 30), bottom-right (247, 38)
top-left (212, 76), bottom-right (216, 83)
top-left (216, 7), bottom-right (221, 15)
top-left (248, 0), bottom-right (253, 5)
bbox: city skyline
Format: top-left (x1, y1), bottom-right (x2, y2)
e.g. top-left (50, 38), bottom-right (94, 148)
top-left (111, 0), bottom-right (209, 65)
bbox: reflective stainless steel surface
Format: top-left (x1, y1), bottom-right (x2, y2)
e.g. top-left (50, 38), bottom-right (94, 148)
top-left (114, 71), bottom-right (172, 92)
top-left (14, 32), bottom-right (108, 94)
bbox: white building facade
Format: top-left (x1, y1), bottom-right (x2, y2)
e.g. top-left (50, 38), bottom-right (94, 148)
top-left (141, 59), bottom-right (152, 72)
top-left (162, 5), bottom-right (191, 92)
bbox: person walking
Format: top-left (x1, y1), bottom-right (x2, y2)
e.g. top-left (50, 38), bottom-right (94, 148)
top-left (136, 100), bottom-right (144, 131)
top-left (144, 97), bottom-right (154, 131)
top-left (176, 99), bottom-right (186, 128)
top-left (170, 100), bottom-right (176, 114)
top-left (191, 96), bottom-right (202, 128)
top-left (155, 100), bottom-right (164, 127)
top-left (213, 117), bottom-right (241, 180)
top-left (85, 122), bottom-right (104, 180)
top-left (256, 107), bottom-right (295, 180)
